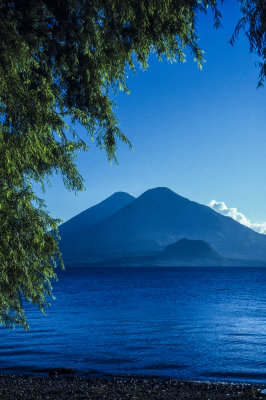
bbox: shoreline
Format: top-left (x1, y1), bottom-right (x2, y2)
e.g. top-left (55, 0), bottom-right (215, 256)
top-left (0, 374), bottom-right (265, 399)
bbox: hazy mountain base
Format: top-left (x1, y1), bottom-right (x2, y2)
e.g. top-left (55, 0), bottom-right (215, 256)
top-left (65, 239), bottom-right (266, 268)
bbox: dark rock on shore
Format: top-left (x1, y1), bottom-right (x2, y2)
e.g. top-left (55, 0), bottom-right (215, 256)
top-left (0, 374), bottom-right (265, 400)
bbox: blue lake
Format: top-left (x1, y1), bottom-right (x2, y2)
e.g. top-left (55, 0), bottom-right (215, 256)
top-left (1, 267), bottom-right (266, 383)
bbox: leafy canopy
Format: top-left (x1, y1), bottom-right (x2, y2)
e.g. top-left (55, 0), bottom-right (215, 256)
top-left (0, 0), bottom-right (265, 328)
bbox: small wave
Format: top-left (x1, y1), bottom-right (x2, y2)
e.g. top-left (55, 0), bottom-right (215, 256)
top-left (142, 363), bottom-right (188, 371)
top-left (82, 357), bottom-right (134, 365)
top-left (0, 349), bottom-right (47, 357)
top-left (205, 371), bottom-right (266, 380)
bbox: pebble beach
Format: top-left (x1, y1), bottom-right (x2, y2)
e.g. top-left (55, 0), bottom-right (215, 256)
top-left (0, 374), bottom-right (265, 400)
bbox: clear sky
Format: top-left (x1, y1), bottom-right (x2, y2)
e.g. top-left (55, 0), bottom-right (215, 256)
top-left (36, 1), bottom-right (266, 228)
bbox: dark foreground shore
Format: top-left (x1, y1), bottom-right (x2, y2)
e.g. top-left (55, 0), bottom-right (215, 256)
top-left (0, 375), bottom-right (266, 400)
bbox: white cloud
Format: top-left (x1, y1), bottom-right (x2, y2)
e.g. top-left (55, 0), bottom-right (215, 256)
top-left (208, 200), bottom-right (266, 235)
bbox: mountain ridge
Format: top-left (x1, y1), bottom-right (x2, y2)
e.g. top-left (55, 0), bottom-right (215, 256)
top-left (59, 187), bottom-right (266, 264)
top-left (59, 191), bottom-right (135, 254)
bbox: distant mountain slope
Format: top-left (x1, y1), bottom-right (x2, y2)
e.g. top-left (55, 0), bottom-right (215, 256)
top-left (60, 187), bottom-right (266, 263)
top-left (59, 192), bottom-right (135, 254)
top-left (157, 237), bottom-right (266, 266)
top-left (161, 238), bottom-right (221, 260)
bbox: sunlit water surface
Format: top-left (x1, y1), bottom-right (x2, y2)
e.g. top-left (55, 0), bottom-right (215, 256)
top-left (1, 267), bottom-right (266, 383)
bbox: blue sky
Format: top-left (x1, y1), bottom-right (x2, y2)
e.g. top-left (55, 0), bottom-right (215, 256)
top-left (37, 1), bottom-right (266, 228)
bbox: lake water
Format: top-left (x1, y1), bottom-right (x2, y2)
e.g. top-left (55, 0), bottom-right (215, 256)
top-left (1, 267), bottom-right (266, 383)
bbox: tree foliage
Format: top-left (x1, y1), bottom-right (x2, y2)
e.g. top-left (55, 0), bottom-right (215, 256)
top-left (231, 0), bottom-right (266, 87)
top-left (0, 0), bottom-right (265, 328)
